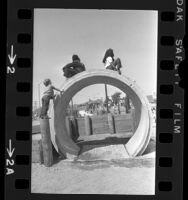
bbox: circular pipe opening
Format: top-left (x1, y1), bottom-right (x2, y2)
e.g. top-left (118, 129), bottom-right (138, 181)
top-left (49, 70), bottom-right (152, 157)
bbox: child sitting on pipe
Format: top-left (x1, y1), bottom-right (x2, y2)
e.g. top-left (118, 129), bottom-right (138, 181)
top-left (62, 54), bottom-right (86, 78)
top-left (102, 48), bottom-right (123, 75)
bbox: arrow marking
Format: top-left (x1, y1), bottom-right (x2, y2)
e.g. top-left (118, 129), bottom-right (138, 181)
top-left (8, 45), bottom-right (16, 65)
top-left (6, 139), bottom-right (15, 158)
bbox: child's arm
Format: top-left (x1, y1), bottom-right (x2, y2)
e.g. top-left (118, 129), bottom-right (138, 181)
top-left (52, 85), bottom-right (64, 93)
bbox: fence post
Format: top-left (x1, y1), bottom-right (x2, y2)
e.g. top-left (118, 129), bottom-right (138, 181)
top-left (84, 115), bottom-right (92, 135)
top-left (39, 118), bottom-right (53, 167)
top-left (108, 113), bottom-right (116, 134)
top-left (70, 116), bottom-right (79, 141)
top-left (131, 109), bottom-right (136, 133)
top-left (65, 116), bottom-right (72, 137)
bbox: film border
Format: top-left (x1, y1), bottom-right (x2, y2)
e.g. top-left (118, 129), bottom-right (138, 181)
top-left (5, 0), bottom-right (184, 199)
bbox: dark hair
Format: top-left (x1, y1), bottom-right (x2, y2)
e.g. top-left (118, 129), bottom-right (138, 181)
top-left (72, 54), bottom-right (80, 62)
top-left (102, 48), bottom-right (114, 63)
top-left (43, 78), bottom-right (51, 86)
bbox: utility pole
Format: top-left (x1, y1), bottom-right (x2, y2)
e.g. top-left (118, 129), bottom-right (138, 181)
top-left (34, 101), bottom-right (37, 111)
top-left (104, 84), bottom-right (109, 113)
top-left (38, 83), bottom-right (41, 108)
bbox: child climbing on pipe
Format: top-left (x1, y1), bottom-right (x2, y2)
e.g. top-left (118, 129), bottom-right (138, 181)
top-left (40, 78), bottom-right (64, 119)
top-left (102, 48), bottom-right (123, 75)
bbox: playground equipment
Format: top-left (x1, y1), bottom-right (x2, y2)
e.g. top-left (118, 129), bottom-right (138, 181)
top-left (48, 69), bottom-right (153, 157)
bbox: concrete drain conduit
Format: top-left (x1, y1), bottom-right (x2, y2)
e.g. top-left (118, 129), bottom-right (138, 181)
top-left (48, 70), bottom-right (153, 157)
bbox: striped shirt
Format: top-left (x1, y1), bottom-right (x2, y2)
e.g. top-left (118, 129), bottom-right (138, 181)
top-left (43, 85), bottom-right (54, 98)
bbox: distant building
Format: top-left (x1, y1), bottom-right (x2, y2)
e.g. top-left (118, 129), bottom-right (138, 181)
top-left (146, 95), bottom-right (156, 104)
top-left (146, 95), bottom-right (156, 122)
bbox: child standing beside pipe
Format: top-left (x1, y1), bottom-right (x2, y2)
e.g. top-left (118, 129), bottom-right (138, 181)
top-left (40, 78), bottom-right (63, 119)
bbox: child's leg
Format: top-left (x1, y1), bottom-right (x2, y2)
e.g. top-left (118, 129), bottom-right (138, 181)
top-left (63, 67), bottom-right (72, 78)
top-left (113, 58), bottom-right (122, 70)
top-left (69, 68), bottom-right (78, 76)
top-left (113, 58), bottom-right (122, 74)
top-left (40, 97), bottom-right (45, 118)
top-left (41, 96), bottom-right (51, 117)
top-left (64, 67), bottom-right (77, 78)
top-left (106, 65), bottom-right (116, 71)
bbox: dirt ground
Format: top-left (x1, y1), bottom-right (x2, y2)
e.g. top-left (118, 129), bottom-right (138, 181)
top-left (31, 120), bottom-right (156, 195)
top-left (31, 150), bottom-right (155, 194)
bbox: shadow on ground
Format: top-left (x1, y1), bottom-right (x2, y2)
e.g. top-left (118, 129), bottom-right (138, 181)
top-left (52, 133), bottom-right (156, 165)
top-left (76, 134), bottom-right (155, 155)
top-left (77, 136), bottom-right (131, 153)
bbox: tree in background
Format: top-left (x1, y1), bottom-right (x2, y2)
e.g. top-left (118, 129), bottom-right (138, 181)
top-left (111, 92), bottom-right (121, 114)
top-left (103, 97), bottom-right (112, 112)
top-left (124, 95), bottom-right (131, 113)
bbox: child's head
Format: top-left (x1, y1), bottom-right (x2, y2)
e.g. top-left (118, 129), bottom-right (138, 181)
top-left (72, 54), bottom-right (80, 62)
top-left (43, 78), bottom-right (51, 86)
top-left (102, 48), bottom-right (114, 63)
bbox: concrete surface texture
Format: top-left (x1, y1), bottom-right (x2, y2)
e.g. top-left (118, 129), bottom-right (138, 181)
top-left (48, 70), bottom-right (153, 157)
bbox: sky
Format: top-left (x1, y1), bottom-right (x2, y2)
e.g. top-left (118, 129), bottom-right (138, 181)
top-left (33, 9), bottom-right (158, 105)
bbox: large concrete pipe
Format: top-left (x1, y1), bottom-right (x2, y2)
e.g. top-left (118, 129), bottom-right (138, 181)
top-left (48, 70), bottom-right (153, 157)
